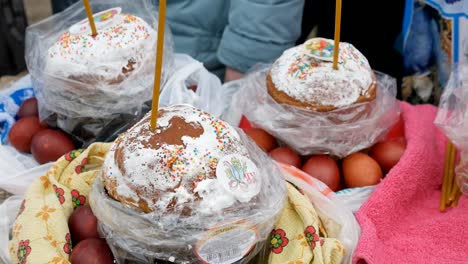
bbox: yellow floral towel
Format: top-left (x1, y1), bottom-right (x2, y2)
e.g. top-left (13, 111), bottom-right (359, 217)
top-left (268, 183), bottom-right (345, 264)
top-left (9, 143), bottom-right (111, 264)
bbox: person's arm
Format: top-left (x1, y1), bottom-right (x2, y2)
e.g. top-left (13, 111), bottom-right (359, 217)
top-left (218, 0), bottom-right (304, 81)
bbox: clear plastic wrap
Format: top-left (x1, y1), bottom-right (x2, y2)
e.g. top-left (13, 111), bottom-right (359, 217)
top-left (25, 0), bottom-right (174, 146)
top-left (225, 64), bottom-right (400, 158)
top-left (159, 54), bottom-right (225, 117)
top-left (89, 129), bottom-right (287, 264)
top-left (335, 186), bottom-right (377, 214)
top-left (435, 65), bottom-right (468, 195)
top-left (0, 196), bottom-right (22, 264)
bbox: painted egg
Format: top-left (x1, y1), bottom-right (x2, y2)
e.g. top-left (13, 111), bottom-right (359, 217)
top-left (31, 129), bottom-right (75, 164)
top-left (245, 128), bottom-right (277, 152)
top-left (343, 153), bottom-right (382, 188)
top-left (302, 155), bottom-right (340, 191)
top-left (270, 147), bottom-right (301, 168)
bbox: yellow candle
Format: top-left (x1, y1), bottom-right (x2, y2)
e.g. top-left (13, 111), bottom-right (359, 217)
top-left (333, 0), bottom-right (342, 70)
top-left (150, 0), bottom-right (167, 130)
top-left (83, 0), bottom-right (98, 36)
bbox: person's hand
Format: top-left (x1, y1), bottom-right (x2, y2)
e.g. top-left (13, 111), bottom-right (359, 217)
top-left (224, 67), bottom-right (245, 82)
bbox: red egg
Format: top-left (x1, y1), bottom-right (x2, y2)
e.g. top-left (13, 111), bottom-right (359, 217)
top-left (302, 155), bottom-right (340, 191)
top-left (270, 147), bottom-right (301, 168)
top-left (343, 153), bottom-right (382, 188)
top-left (17, 98), bottom-right (38, 118)
top-left (386, 116), bottom-right (405, 140)
top-left (8, 116), bottom-right (47, 152)
top-left (70, 239), bottom-right (113, 264)
top-left (69, 205), bottom-right (99, 244)
top-left (369, 139), bottom-right (406, 173)
top-left (188, 85), bottom-right (197, 92)
top-left (245, 128), bottom-right (277, 152)
top-left (31, 129), bottom-right (75, 164)
top-left (239, 116), bottom-right (253, 131)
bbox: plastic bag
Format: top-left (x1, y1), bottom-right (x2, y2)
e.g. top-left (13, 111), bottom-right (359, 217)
top-left (221, 78), bottom-right (245, 125)
top-left (0, 75), bottom-right (41, 180)
top-left (0, 161), bottom-right (52, 195)
top-left (75, 53), bottom-right (224, 145)
top-left (335, 186), bottom-right (377, 214)
top-left (224, 64), bottom-right (400, 158)
top-left (279, 164), bottom-right (360, 264)
top-left (0, 196), bottom-right (22, 264)
top-left (89, 129), bottom-right (287, 264)
top-left (435, 65), bottom-right (468, 194)
top-left (0, 163), bottom-right (48, 264)
top-left (26, 0), bottom-right (174, 146)
top-left (159, 54), bottom-right (224, 117)
top-left (0, 75), bottom-right (34, 144)
top-left (0, 53), bottom-right (222, 190)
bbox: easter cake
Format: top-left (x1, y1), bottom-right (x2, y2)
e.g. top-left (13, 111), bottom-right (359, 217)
top-left (267, 38), bottom-right (377, 112)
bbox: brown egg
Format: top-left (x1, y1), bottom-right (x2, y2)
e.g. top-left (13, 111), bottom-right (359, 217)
top-left (17, 98), bottom-right (38, 118)
top-left (245, 128), bottom-right (277, 152)
top-left (270, 147), bottom-right (301, 168)
top-left (70, 239), bottom-right (114, 264)
top-left (8, 116), bottom-right (47, 152)
top-left (302, 155), bottom-right (340, 191)
top-left (69, 205), bottom-right (99, 244)
top-left (343, 153), bottom-right (382, 188)
top-left (31, 129), bottom-right (75, 164)
top-left (369, 139), bottom-right (406, 173)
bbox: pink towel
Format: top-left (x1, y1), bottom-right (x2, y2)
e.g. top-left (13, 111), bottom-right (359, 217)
top-left (354, 102), bottom-right (468, 264)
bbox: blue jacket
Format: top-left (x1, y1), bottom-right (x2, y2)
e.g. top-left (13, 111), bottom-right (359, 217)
top-left (155, 0), bottom-right (304, 77)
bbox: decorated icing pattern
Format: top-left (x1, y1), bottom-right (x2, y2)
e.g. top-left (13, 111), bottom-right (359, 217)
top-left (270, 38), bottom-right (374, 108)
top-left (103, 105), bottom-right (250, 214)
top-left (45, 11), bottom-right (156, 80)
top-left (95, 8), bottom-right (119, 22)
top-left (50, 14), bottom-right (151, 59)
top-left (216, 154), bottom-right (260, 202)
top-left (305, 38), bottom-right (335, 61)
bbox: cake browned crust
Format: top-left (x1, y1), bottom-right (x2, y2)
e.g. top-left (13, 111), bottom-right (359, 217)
top-left (266, 72), bottom-right (377, 112)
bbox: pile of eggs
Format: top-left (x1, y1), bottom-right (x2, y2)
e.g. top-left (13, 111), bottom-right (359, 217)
top-left (68, 205), bottom-right (114, 263)
top-left (243, 117), bottom-right (406, 191)
top-left (8, 97), bottom-right (76, 164)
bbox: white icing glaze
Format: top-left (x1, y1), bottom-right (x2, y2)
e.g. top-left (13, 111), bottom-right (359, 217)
top-left (270, 38), bottom-right (374, 108)
top-left (193, 179), bottom-right (236, 214)
top-left (103, 104), bottom-right (247, 213)
top-left (45, 13), bottom-right (156, 80)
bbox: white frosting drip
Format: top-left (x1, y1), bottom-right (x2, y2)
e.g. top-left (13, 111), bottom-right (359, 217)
top-left (103, 104), bottom-right (247, 213)
top-left (270, 39), bottom-right (374, 108)
top-left (194, 179), bottom-right (236, 214)
top-left (45, 14), bottom-right (156, 80)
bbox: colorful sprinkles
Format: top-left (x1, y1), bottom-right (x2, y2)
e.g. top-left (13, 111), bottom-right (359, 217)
top-left (150, 109), bottom-right (237, 182)
top-left (48, 14), bottom-right (153, 61)
top-left (286, 39), bottom-right (370, 80)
